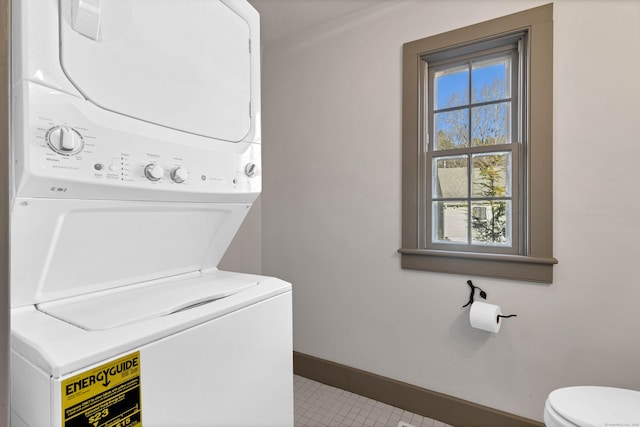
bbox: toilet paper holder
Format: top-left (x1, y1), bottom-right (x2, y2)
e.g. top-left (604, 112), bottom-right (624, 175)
top-left (462, 280), bottom-right (517, 321)
top-left (461, 280), bottom-right (486, 308)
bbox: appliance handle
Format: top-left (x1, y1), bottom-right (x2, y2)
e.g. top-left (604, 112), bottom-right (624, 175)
top-left (166, 297), bottom-right (227, 315)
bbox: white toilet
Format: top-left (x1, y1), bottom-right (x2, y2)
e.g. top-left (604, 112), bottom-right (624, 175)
top-left (544, 386), bottom-right (640, 426)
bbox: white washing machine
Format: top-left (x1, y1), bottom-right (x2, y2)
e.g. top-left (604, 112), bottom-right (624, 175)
top-left (9, 1), bottom-right (293, 426)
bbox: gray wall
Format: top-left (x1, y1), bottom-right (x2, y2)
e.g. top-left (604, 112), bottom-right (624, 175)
top-left (258, 0), bottom-right (640, 422)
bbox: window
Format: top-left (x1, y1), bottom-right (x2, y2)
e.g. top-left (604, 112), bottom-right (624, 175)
top-left (429, 41), bottom-right (520, 253)
top-left (400, 4), bottom-right (556, 283)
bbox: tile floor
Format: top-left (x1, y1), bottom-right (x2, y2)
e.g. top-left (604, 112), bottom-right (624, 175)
top-left (294, 375), bottom-right (455, 427)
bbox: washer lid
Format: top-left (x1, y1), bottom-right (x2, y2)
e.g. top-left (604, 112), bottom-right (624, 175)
top-left (59, 0), bottom-right (252, 142)
top-left (37, 271), bottom-right (258, 331)
top-left (547, 386), bottom-right (640, 427)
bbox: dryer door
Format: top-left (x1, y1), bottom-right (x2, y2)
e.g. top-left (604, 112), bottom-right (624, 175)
top-left (59, 0), bottom-right (252, 142)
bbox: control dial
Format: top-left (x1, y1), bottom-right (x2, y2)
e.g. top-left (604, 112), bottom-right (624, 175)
top-left (244, 163), bottom-right (258, 177)
top-left (46, 126), bottom-right (84, 155)
top-left (171, 167), bottom-right (188, 184)
top-left (144, 163), bottom-right (164, 181)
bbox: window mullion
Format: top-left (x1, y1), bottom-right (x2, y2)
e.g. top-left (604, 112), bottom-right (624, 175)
top-left (435, 98), bottom-right (513, 115)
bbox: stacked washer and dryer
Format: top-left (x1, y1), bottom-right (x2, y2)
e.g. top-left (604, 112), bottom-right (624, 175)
top-left (9, 1), bottom-right (293, 426)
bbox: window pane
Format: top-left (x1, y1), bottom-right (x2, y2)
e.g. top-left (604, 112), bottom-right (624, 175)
top-left (472, 56), bottom-right (511, 103)
top-left (434, 65), bottom-right (469, 109)
top-left (434, 156), bottom-right (468, 198)
top-left (434, 109), bottom-right (469, 150)
top-left (471, 102), bottom-right (510, 146)
top-left (472, 152), bottom-right (511, 197)
top-left (433, 201), bottom-right (468, 244)
top-left (471, 200), bottom-right (511, 245)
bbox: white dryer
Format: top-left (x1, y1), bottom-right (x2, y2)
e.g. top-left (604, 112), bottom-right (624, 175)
top-left (9, 1), bottom-right (293, 426)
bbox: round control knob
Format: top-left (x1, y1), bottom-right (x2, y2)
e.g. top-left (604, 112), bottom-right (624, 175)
top-left (46, 126), bottom-right (84, 155)
top-left (170, 167), bottom-right (188, 184)
top-left (244, 163), bottom-right (258, 178)
top-left (144, 163), bottom-right (164, 181)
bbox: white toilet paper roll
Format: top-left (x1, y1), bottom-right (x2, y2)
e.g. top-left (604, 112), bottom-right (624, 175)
top-left (469, 301), bottom-right (502, 333)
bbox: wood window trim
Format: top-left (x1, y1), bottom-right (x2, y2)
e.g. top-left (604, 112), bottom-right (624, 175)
top-left (400, 4), bottom-right (556, 283)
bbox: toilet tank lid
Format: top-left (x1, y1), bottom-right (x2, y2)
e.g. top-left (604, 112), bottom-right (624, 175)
top-left (548, 386), bottom-right (640, 427)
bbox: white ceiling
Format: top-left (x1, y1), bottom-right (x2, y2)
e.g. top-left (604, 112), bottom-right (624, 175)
top-left (248, 0), bottom-right (388, 44)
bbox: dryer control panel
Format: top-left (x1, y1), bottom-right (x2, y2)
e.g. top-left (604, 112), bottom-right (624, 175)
top-left (14, 82), bottom-right (261, 203)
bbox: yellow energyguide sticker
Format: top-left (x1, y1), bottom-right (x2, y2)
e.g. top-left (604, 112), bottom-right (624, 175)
top-left (61, 351), bottom-right (142, 427)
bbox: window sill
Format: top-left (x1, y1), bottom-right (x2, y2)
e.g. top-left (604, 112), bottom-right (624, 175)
top-left (398, 248), bottom-right (557, 283)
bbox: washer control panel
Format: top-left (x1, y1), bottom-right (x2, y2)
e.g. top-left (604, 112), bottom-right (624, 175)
top-left (16, 83), bottom-right (261, 202)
